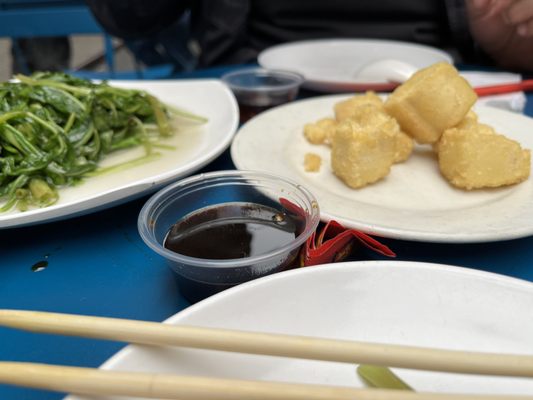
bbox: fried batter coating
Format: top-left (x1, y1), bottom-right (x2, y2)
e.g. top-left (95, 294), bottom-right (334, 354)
top-left (455, 110), bottom-right (479, 129)
top-left (304, 94), bottom-right (413, 163)
top-left (302, 64), bottom-right (531, 192)
top-left (347, 104), bottom-right (413, 163)
top-left (433, 110), bottom-right (480, 153)
top-left (331, 118), bottom-right (396, 188)
top-left (303, 117), bottom-right (337, 145)
top-left (385, 62), bottom-right (477, 144)
top-left (438, 124), bottom-right (531, 190)
top-left (304, 152), bottom-right (322, 172)
top-left (334, 91), bottom-right (383, 121)
top-left (393, 130), bottom-right (415, 163)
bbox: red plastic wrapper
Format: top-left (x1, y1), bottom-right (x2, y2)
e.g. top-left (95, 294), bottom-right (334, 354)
top-left (300, 220), bottom-right (396, 267)
top-left (279, 197), bottom-right (395, 267)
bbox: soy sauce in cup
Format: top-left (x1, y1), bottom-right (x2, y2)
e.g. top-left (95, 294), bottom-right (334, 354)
top-left (137, 170), bottom-right (320, 303)
top-left (222, 68), bottom-right (304, 123)
top-left (164, 202), bottom-right (303, 260)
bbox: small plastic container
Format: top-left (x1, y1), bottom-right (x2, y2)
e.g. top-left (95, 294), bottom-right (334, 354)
top-left (138, 170), bottom-right (319, 303)
top-left (221, 68), bottom-right (304, 123)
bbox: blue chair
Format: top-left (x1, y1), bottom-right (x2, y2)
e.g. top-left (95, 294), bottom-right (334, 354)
top-left (0, 0), bottom-right (116, 74)
top-left (0, 1), bottom-right (196, 80)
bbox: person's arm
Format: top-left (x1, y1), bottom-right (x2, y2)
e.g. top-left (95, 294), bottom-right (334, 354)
top-left (465, 0), bottom-right (533, 71)
top-left (85, 0), bottom-right (190, 39)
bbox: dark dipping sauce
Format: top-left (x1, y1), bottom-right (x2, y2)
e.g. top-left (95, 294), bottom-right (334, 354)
top-left (164, 202), bottom-right (303, 260)
top-left (238, 93), bottom-right (296, 123)
top-left (238, 103), bottom-right (276, 123)
top-left (237, 90), bottom-right (298, 122)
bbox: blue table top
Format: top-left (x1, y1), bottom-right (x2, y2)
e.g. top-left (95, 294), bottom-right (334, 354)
top-left (1, 66), bottom-right (533, 399)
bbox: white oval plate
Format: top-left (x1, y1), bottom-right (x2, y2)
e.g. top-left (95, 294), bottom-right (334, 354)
top-left (66, 260), bottom-right (533, 399)
top-left (0, 79), bottom-right (238, 229)
top-left (231, 95), bottom-right (533, 242)
top-left (258, 39), bottom-right (453, 92)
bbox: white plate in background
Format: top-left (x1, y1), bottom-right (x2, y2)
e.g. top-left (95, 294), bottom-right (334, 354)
top-left (66, 261), bottom-right (533, 399)
top-left (0, 79), bottom-right (238, 229)
top-left (231, 95), bottom-right (533, 242)
top-left (258, 39), bottom-right (453, 92)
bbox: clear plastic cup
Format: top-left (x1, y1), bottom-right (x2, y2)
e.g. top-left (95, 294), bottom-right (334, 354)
top-left (138, 170), bottom-right (319, 302)
top-left (221, 68), bottom-right (304, 123)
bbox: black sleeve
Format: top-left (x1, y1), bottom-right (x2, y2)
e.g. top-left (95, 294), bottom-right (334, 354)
top-left (85, 0), bottom-right (191, 39)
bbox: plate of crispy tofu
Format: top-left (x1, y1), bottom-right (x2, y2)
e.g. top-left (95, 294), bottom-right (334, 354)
top-left (231, 63), bottom-right (533, 242)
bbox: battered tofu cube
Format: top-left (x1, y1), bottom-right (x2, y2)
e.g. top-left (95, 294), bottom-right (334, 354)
top-left (433, 110), bottom-right (479, 153)
top-left (348, 104), bottom-right (414, 163)
top-left (455, 110), bottom-right (478, 129)
top-left (334, 91), bottom-right (383, 121)
top-left (438, 125), bottom-right (530, 190)
top-left (393, 130), bottom-right (415, 163)
top-left (304, 152), bottom-right (322, 172)
top-left (303, 118), bottom-right (337, 145)
top-left (385, 62), bottom-right (477, 144)
top-left (331, 118), bottom-right (396, 188)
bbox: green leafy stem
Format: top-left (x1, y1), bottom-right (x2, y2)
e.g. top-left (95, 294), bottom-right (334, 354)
top-left (0, 72), bottom-right (206, 212)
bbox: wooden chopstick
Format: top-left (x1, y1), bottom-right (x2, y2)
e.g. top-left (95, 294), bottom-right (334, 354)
top-left (1, 309), bottom-right (533, 378)
top-left (0, 361), bottom-right (531, 400)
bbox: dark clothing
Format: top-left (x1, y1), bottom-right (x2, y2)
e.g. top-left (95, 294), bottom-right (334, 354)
top-left (86, 0), bottom-right (478, 68)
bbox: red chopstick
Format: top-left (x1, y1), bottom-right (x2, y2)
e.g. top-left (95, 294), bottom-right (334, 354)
top-left (474, 79), bottom-right (533, 96)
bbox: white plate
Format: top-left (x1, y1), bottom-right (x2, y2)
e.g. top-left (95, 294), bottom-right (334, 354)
top-left (230, 95), bottom-right (533, 243)
top-left (258, 39), bottom-right (453, 92)
top-left (0, 79), bottom-right (239, 229)
top-left (66, 260), bottom-right (533, 399)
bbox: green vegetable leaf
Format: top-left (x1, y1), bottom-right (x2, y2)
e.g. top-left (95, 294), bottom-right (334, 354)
top-left (0, 71), bottom-right (206, 212)
top-left (357, 364), bottom-right (414, 390)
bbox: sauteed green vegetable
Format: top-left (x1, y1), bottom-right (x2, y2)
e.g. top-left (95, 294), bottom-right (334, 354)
top-left (0, 72), bottom-right (206, 212)
top-left (357, 364), bottom-right (413, 390)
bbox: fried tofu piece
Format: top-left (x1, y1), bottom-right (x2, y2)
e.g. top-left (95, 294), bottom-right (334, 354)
top-left (433, 110), bottom-right (479, 153)
top-left (304, 152), bottom-right (322, 172)
top-left (348, 104), bottom-right (414, 163)
top-left (331, 118), bottom-right (396, 188)
top-left (455, 110), bottom-right (478, 129)
top-left (334, 91), bottom-right (383, 121)
top-left (303, 118), bottom-right (337, 145)
top-left (385, 62), bottom-right (477, 144)
top-left (393, 130), bottom-right (415, 163)
top-left (438, 124), bottom-right (530, 190)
